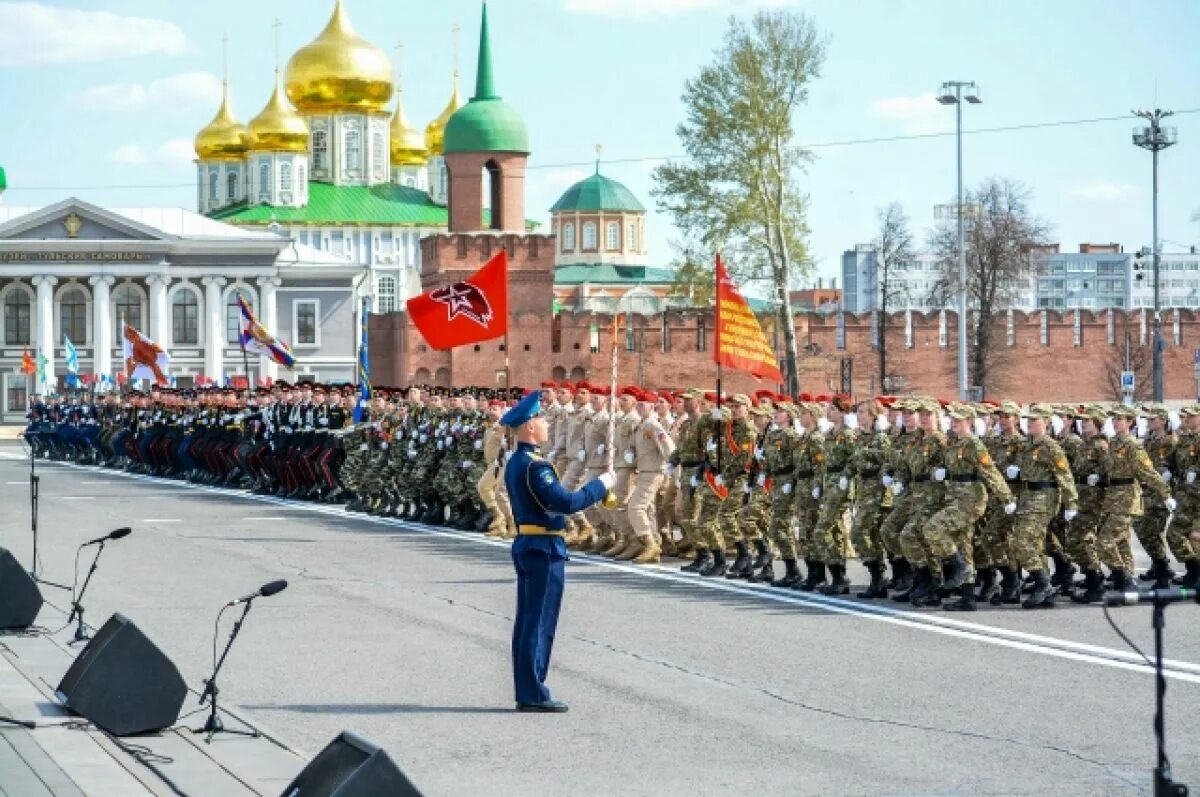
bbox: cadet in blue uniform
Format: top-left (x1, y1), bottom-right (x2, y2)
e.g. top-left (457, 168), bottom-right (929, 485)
top-left (501, 390), bottom-right (613, 713)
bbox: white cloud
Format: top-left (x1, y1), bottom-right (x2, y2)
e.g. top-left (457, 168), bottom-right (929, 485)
top-left (109, 138), bottom-right (195, 167)
top-left (71, 71), bottom-right (221, 112)
top-left (1067, 181), bottom-right (1140, 202)
top-left (0, 2), bottom-right (188, 66)
top-left (868, 93), bottom-right (949, 135)
top-left (564, 0), bottom-right (802, 18)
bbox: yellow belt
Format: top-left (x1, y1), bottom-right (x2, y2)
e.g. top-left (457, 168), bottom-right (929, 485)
top-left (518, 524), bottom-right (566, 537)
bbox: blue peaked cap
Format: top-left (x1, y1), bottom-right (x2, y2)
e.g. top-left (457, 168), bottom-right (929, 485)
top-left (500, 390), bottom-right (541, 428)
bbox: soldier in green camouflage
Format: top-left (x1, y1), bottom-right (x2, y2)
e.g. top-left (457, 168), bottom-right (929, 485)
top-left (977, 400), bottom-right (1025, 604)
top-left (897, 399), bottom-right (950, 606)
top-left (810, 396), bottom-right (859, 595)
top-left (880, 399), bottom-right (920, 597)
top-left (1135, 404), bottom-right (1179, 586)
top-left (762, 402), bottom-right (802, 587)
top-left (1168, 406), bottom-right (1200, 589)
top-left (672, 389), bottom-right (708, 569)
top-left (793, 402), bottom-right (826, 590)
top-left (849, 398), bottom-right (891, 598)
top-left (737, 404), bottom-right (775, 580)
top-left (1067, 406), bottom-right (1111, 602)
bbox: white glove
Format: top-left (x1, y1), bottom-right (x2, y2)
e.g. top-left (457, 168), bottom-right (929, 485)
top-left (474, 439), bottom-right (483, 450)
top-left (597, 444), bottom-right (606, 457)
top-left (598, 471), bottom-right (616, 490)
top-left (881, 474), bottom-right (894, 487)
top-left (1063, 508), bottom-right (1078, 522)
top-left (782, 483), bottom-right (793, 495)
top-left (1161, 470), bottom-right (1173, 482)
top-left (1004, 501), bottom-right (1017, 515)
top-left (461, 460), bottom-right (471, 469)
top-left (1086, 473), bottom-right (1100, 487)
top-left (705, 439), bottom-right (717, 453)
top-left (1188, 471), bottom-right (1197, 485)
top-left (690, 475), bottom-right (699, 488)
top-left (754, 447), bottom-right (764, 461)
top-left (407, 449), bottom-right (416, 460)
top-left (743, 482), bottom-right (751, 494)
top-left (892, 482), bottom-right (905, 496)
top-left (666, 464), bottom-right (675, 476)
top-left (1165, 497), bottom-right (1178, 513)
top-left (436, 440), bottom-right (444, 450)
top-left (1005, 465), bottom-right (1020, 480)
top-left (714, 475), bottom-right (725, 487)
top-left (757, 472), bottom-right (766, 487)
top-left (411, 430), bottom-right (419, 439)
top-left (710, 408), bottom-right (722, 420)
top-left (445, 436), bottom-right (454, 447)
top-left (577, 449), bottom-right (586, 461)
top-left (381, 441), bottom-right (389, 450)
top-left (811, 486), bottom-right (821, 499)
top-left (933, 467), bottom-right (947, 482)
top-left (623, 450), bottom-right (635, 465)
top-left (359, 443), bottom-right (369, 452)
top-left (419, 434), bottom-right (428, 443)
top-left (838, 476), bottom-right (849, 491)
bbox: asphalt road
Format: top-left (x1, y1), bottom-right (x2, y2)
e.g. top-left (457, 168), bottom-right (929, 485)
top-left (1, 442), bottom-right (1197, 796)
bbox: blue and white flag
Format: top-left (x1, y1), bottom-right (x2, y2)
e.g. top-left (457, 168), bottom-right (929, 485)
top-left (353, 303), bottom-right (371, 423)
top-left (64, 335), bottom-right (80, 389)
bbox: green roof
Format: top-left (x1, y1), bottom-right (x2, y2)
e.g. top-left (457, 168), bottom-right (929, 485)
top-left (0, 165), bottom-right (6, 192)
top-left (210, 182), bottom-right (451, 226)
top-left (443, 3), bottom-right (529, 154)
top-left (550, 172), bottom-right (645, 213)
top-left (554, 263), bottom-right (675, 285)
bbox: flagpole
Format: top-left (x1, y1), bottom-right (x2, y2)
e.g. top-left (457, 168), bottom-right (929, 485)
top-left (714, 253), bottom-right (722, 476)
top-left (237, 290), bottom-right (253, 395)
top-left (603, 311), bottom-right (620, 508)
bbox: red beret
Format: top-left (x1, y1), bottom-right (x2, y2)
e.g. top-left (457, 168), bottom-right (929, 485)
top-left (815, 394), bottom-right (830, 403)
top-left (619, 385), bottom-right (640, 398)
top-left (754, 389), bottom-right (775, 400)
top-left (797, 393), bottom-right (813, 402)
top-left (576, 381), bottom-right (591, 392)
top-left (938, 397), bottom-right (951, 408)
top-left (704, 391), bottom-right (717, 402)
top-left (641, 390), bottom-right (658, 402)
top-left (558, 382), bottom-right (576, 395)
top-left (540, 380), bottom-right (557, 389)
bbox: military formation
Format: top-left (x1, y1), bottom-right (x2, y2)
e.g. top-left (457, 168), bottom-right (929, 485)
top-left (23, 380), bottom-right (1200, 611)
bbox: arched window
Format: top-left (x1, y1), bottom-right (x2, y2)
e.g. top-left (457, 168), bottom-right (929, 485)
top-left (345, 127), bottom-right (362, 171)
top-left (377, 276), bottom-right (397, 313)
top-left (227, 172), bottom-right (238, 200)
top-left (607, 222), bottom-right (620, 250)
top-left (627, 223), bottom-right (638, 251)
top-left (60, 288), bottom-right (87, 344)
top-left (280, 162), bottom-right (293, 192)
top-left (208, 171), bottom-right (218, 203)
top-left (172, 289), bottom-right (199, 345)
top-left (259, 162), bottom-right (271, 200)
top-left (562, 223), bottom-right (575, 252)
top-left (312, 130), bottom-right (327, 171)
top-left (4, 290), bottom-right (31, 345)
top-left (582, 222), bottom-right (597, 250)
top-left (226, 290), bottom-right (252, 344)
top-left (112, 284), bottom-right (142, 338)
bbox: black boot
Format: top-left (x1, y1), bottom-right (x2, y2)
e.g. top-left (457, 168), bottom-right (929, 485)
top-left (1180, 559), bottom-right (1200, 589)
top-left (941, 551), bottom-right (970, 591)
top-left (681, 547), bottom-right (710, 573)
top-left (474, 510), bottom-right (494, 534)
top-left (944, 583), bottom-right (977, 612)
top-left (1022, 570), bottom-right (1055, 608)
top-left (821, 564), bottom-right (849, 596)
top-left (908, 567), bottom-right (934, 605)
top-left (857, 561), bottom-right (887, 599)
top-left (420, 500), bottom-right (443, 525)
top-left (995, 566), bottom-right (1021, 605)
top-left (1050, 552), bottom-right (1077, 590)
top-left (976, 567), bottom-right (1000, 604)
top-left (749, 540), bottom-right (773, 578)
top-left (772, 558), bottom-right (801, 588)
top-left (895, 566), bottom-right (927, 603)
top-left (405, 501), bottom-right (424, 521)
top-left (700, 549), bottom-right (728, 578)
top-left (890, 558), bottom-right (913, 596)
top-left (725, 542), bottom-right (752, 580)
top-left (456, 503), bottom-right (480, 530)
top-left (1071, 569), bottom-right (1107, 604)
top-left (798, 560), bottom-right (826, 591)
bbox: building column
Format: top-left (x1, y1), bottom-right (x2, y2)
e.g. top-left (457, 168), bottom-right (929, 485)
top-left (202, 277), bottom-right (226, 381)
top-left (31, 276), bottom-right (57, 393)
top-left (148, 275), bottom-right (170, 348)
top-left (88, 275), bottom-right (115, 379)
top-left (257, 276), bottom-right (281, 381)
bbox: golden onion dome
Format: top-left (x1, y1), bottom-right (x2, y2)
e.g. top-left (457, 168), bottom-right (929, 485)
top-left (194, 85), bottom-right (250, 161)
top-left (390, 91), bottom-right (428, 166)
top-left (424, 74), bottom-right (462, 156)
top-left (248, 78), bottom-right (310, 153)
top-left (284, 0), bottom-right (393, 113)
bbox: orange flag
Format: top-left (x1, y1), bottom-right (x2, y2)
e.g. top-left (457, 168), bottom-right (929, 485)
top-left (407, 250), bottom-right (508, 350)
top-left (713, 254), bottom-right (783, 383)
top-left (21, 347), bottom-right (36, 376)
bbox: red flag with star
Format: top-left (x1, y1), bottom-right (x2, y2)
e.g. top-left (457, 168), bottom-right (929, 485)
top-left (406, 250), bottom-right (509, 350)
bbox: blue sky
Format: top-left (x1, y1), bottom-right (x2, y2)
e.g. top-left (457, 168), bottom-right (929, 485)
top-left (1, 0), bottom-right (1197, 285)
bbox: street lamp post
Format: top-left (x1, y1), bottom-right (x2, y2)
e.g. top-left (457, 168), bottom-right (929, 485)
top-left (1133, 109), bottom-right (1177, 402)
top-left (937, 81), bottom-right (981, 401)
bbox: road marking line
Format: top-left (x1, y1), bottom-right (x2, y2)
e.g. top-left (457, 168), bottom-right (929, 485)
top-left (5, 480), bottom-right (26, 485)
top-left (22, 456), bottom-right (1200, 684)
top-left (60, 496), bottom-right (92, 500)
top-left (243, 517), bottom-right (288, 521)
top-left (142, 518), bottom-right (182, 523)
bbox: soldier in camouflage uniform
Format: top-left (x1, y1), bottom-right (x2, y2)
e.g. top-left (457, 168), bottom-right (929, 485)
top-left (977, 401), bottom-right (1025, 604)
top-left (1046, 406), bottom-right (1084, 589)
top-left (1067, 406), bottom-right (1112, 602)
top-left (1005, 404), bottom-right (1079, 608)
top-left (740, 403), bottom-right (776, 580)
top-left (1135, 404), bottom-right (1179, 586)
top-left (897, 399), bottom-right (950, 606)
top-left (1168, 406), bottom-right (1200, 589)
top-left (688, 394), bottom-right (756, 578)
top-left (810, 396), bottom-right (858, 595)
top-left (762, 402), bottom-right (801, 587)
top-left (672, 389), bottom-right (708, 569)
top-left (849, 399), bottom-right (891, 599)
top-left (478, 400), bottom-right (516, 538)
top-left (793, 402), bottom-right (826, 590)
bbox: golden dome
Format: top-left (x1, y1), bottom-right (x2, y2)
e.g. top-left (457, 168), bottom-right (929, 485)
top-left (248, 78), bottom-right (310, 153)
top-left (194, 85), bottom-right (250, 161)
top-left (424, 74), bottom-right (462, 156)
top-left (284, 0), bottom-right (393, 113)
top-left (390, 91), bottom-right (428, 166)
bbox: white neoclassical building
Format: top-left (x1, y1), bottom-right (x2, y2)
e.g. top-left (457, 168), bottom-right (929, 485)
top-left (0, 197), bottom-right (367, 421)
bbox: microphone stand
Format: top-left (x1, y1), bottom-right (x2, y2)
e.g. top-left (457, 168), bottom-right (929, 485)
top-left (194, 600), bottom-right (260, 742)
top-left (1151, 598), bottom-right (1188, 797)
top-left (27, 439), bottom-right (69, 591)
top-left (68, 541), bottom-right (108, 645)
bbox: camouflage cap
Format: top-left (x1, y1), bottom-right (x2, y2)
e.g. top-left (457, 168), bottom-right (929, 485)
top-left (1179, 405), bottom-right (1200, 417)
top-left (997, 400), bottom-right (1022, 416)
top-left (680, 388), bottom-right (704, 400)
top-left (948, 403), bottom-right (977, 421)
top-left (775, 401), bottom-right (800, 418)
top-left (727, 393), bottom-right (752, 407)
top-left (1022, 403), bottom-right (1055, 419)
top-left (917, 397), bottom-right (941, 413)
top-left (1141, 402), bottom-right (1170, 419)
top-left (1109, 404), bottom-right (1138, 419)
top-left (749, 405), bottom-right (772, 418)
top-left (1081, 406), bottom-right (1109, 423)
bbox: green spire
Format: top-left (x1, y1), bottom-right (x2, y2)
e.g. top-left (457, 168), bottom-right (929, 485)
top-left (472, 2), bottom-right (497, 101)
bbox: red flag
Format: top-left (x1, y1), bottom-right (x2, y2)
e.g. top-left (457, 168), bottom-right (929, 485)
top-left (703, 470), bottom-right (730, 501)
top-left (21, 348), bottom-right (36, 376)
top-left (406, 250), bottom-right (508, 350)
top-left (713, 254), bottom-right (783, 383)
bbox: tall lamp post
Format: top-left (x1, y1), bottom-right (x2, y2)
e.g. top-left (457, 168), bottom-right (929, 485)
top-left (1133, 109), bottom-right (1177, 402)
top-left (937, 81), bottom-right (981, 401)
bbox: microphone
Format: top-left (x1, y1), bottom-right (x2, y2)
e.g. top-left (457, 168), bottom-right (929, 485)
top-left (226, 579), bottom-right (288, 607)
top-left (81, 527), bottom-right (132, 547)
top-left (1105, 586), bottom-right (1198, 607)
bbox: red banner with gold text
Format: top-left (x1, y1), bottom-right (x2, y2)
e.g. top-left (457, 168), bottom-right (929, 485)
top-left (713, 254), bottom-right (783, 383)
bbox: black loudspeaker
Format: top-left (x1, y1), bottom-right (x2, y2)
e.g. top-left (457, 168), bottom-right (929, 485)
top-left (56, 613), bottom-right (187, 736)
top-left (281, 731), bottom-right (423, 797)
top-left (0, 546), bottom-right (42, 629)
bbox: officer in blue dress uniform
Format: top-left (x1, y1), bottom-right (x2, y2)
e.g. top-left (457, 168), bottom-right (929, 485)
top-left (501, 390), bottom-right (614, 712)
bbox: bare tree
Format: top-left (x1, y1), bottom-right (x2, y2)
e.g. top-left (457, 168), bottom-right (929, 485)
top-left (929, 178), bottom-right (1051, 396)
top-left (1104, 313), bottom-right (1154, 402)
top-left (872, 203), bottom-right (915, 390)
